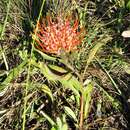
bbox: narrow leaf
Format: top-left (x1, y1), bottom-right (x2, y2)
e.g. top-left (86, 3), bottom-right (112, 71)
top-left (48, 64), bottom-right (67, 74)
top-left (56, 117), bottom-right (62, 129)
top-left (83, 83), bottom-right (93, 119)
top-left (40, 111), bottom-right (55, 126)
top-left (0, 60), bottom-right (27, 91)
top-left (64, 106), bottom-right (78, 122)
top-left (41, 84), bottom-right (53, 102)
top-left (34, 48), bottom-right (57, 61)
top-left (87, 37), bottom-right (111, 66)
top-left (62, 124), bottom-right (68, 130)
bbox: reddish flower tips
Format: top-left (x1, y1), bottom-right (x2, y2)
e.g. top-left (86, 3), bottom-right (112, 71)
top-left (32, 15), bottom-right (85, 55)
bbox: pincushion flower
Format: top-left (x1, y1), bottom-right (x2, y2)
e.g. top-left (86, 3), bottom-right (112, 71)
top-left (32, 15), bottom-right (85, 54)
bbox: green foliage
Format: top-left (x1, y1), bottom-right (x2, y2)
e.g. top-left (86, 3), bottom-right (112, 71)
top-left (51, 115), bottom-right (68, 130)
top-left (0, 60), bottom-right (27, 91)
top-left (64, 106), bottom-right (78, 122)
top-left (126, 0), bottom-right (130, 10)
top-left (83, 83), bottom-right (93, 119)
top-left (41, 84), bottom-right (54, 102)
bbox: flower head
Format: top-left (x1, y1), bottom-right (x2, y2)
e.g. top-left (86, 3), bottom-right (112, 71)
top-left (32, 15), bottom-right (85, 54)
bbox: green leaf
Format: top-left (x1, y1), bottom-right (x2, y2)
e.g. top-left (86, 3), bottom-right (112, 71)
top-left (51, 127), bottom-right (57, 130)
top-left (61, 73), bottom-right (72, 80)
top-left (34, 48), bottom-right (57, 61)
top-left (0, 60), bottom-right (27, 91)
top-left (31, 60), bottom-right (81, 103)
top-left (0, 23), bottom-right (3, 34)
top-left (19, 50), bottom-right (28, 60)
top-left (31, 60), bottom-right (60, 81)
top-left (56, 117), bottom-right (62, 129)
top-left (61, 115), bottom-right (68, 130)
top-left (40, 111), bottom-right (56, 126)
top-left (59, 74), bottom-right (80, 97)
top-left (85, 30), bottom-right (97, 45)
top-left (0, 0), bottom-right (11, 40)
top-left (40, 63), bottom-right (61, 81)
top-left (60, 74), bottom-right (80, 103)
top-left (86, 37), bottom-right (111, 66)
top-left (123, 63), bottom-right (130, 74)
top-left (61, 78), bottom-right (80, 105)
top-left (51, 115), bottom-right (68, 130)
top-left (61, 73), bottom-right (81, 94)
top-left (127, 1), bottom-right (130, 10)
top-left (70, 76), bottom-right (82, 92)
top-left (83, 83), bottom-right (93, 119)
top-left (61, 124), bottom-right (68, 130)
top-left (48, 64), bottom-right (67, 74)
top-left (41, 84), bottom-right (53, 102)
top-left (64, 106), bottom-right (78, 122)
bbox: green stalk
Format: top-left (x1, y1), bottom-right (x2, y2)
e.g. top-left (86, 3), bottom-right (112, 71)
top-left (0, 0), bottom-right (11, 75)
top-left (22, 0), bottom-right (46, 130)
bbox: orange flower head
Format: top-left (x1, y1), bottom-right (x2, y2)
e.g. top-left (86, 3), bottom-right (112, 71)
top-left (32, 15), bottom-right (85, 54)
